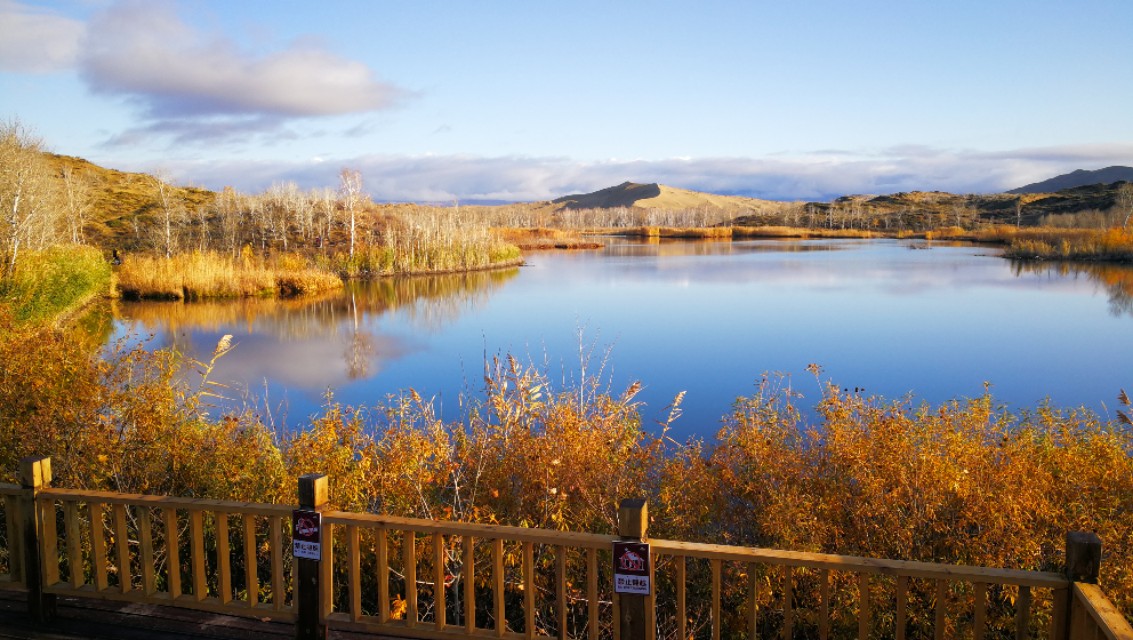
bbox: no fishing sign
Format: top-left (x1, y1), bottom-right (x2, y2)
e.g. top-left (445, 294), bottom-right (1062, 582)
top-left (613, 541), bottom-right (651, 595)
top-left (292, 509), bottom-right (322, 560)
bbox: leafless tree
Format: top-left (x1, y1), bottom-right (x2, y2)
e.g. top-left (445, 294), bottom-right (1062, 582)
top-left (0, 120), bottom-right (61, 277)
top-left (339, 168), bottom-right (363, 258)
top-left (61, 166), bottom-right (92, 244)
top-left (1117, 183), bottom-right (1133, 230)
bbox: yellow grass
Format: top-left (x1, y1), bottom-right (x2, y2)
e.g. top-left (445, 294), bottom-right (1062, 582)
top-left (116, 251), bottom-right (342, 300)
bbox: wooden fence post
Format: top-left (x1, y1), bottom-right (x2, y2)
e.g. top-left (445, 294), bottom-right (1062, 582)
top-left (19, 455), bottom-right (56, 623)
top-left (1064, 531), bottom-right (1102, 640)
top-left (295, 473), bottom-right (328, 640)
top-left (616, 498), bottom-right (655, 640)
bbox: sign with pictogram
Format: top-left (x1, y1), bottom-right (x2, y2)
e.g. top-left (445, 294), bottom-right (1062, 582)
top-left (292, 509), bottom-right (322, 560)
top-left (613, 541), bottom-right (651, 595)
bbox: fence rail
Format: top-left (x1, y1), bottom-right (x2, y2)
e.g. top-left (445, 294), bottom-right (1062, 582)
top-left (2, 455), bottom-right (1131, 640)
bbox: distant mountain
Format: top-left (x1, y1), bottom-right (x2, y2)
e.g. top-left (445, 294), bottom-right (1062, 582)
top-left (1008, 166), bottom-right (1133, 194)
top-left (552, 181), bottom-right (786, 212)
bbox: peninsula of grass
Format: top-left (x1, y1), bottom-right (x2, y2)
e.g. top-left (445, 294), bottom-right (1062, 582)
top-left (0, 245), bottom-right (111, 324)
top-left (116, 250), bottom-right (344, 300)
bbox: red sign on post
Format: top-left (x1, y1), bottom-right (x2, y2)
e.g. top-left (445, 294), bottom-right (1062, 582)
top-left (292, 509), bottom-right (322, 560)
top-left (613, 541), bottom-right (651, 595)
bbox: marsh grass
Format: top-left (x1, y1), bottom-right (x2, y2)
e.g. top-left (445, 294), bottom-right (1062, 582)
top-left (116, 250), bottom-right (342, 300)
top-left (0, 245), bottom-right (110, 324)
top-left (1001, 227), bottom-right (1133, 261)
top-left (331, 209), bottom-right (522, 278)
top-left (731, 225), bottom-right (877, 239)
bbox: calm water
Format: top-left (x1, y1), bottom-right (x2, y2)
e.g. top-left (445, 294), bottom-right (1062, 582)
top-left (113, 238), bottom-right (1133, 439)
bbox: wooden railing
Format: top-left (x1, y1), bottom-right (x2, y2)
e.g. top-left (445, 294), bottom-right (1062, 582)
top-left (3, 455), bottom-right (1131, 640)
top-left (35, 487), bottom-right (296, 620)
top-left (0, 481), bottom-right (26, 592)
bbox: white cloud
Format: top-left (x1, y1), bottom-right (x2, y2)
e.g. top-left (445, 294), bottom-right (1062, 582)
top-left (79, 0), bottom-right (402, 119)
top-left (0, 0), bottom-right (83, 72)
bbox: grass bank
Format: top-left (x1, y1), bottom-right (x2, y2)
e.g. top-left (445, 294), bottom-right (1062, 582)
top-left (116, 250), bottom-right (344, 300)
top-left (0, 245), bottom-right (111, 324)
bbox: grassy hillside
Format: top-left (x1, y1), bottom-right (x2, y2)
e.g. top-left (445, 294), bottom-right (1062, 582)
top-left (46, 153), bottom-right (215, 249)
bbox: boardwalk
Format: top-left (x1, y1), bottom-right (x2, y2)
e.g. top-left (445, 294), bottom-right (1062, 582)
top-left (0, 591), bottom-right (380, 640)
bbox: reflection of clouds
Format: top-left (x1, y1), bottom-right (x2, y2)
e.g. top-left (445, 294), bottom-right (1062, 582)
top-left (189, 328), bottom-right (415, 392)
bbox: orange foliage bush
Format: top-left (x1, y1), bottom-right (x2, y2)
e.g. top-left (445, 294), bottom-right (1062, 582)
top-left (2, 314), bottom-right (1132, 624)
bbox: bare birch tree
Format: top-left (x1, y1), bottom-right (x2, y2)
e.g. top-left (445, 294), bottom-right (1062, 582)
top-left (339, 168), bottom-right (363, 258)
top-left (0, 120), bottom-right (61, 277)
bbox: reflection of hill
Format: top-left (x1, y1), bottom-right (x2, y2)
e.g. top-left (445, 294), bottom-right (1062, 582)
top-left (1012, 261), bottom-right (1133, 317)
top-left (118, 267), bottom-right (521, 338)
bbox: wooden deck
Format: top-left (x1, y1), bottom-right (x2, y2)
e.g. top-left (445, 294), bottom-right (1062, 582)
top-left (0, 591), bottom-right (382, 640)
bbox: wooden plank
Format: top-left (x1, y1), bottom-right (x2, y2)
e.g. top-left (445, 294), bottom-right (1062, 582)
top-left (493, 538), bottom-right (505, 638)
top-left (750, 562), bottom-right (760, 640)
top-left (1072, 582), bottom-right (1133, 640)
top-left (651, 539), bottom-right (1068, 588)
top-left (113, 503), bottom-right (131, 594)
top-left (189, 509), bottom-right (206, 601)
top-left (323, 511), bottom-right (615, 549)
top-left (523, 541), bottom-right (534, 640)
top-left (405, 530), bottom-right (417, 627)
top-left (896, 575), bottom-right (908, 640)
top-left (40, 488), bottom-right (294, 518)
top-left (464, 535), bottom-right (476, 634)
top-left (39, 494), bottom-right (60, 588)
top-left (90, 501), bottom-right (108, 591)
top-left (1016, 585), bottom-right (1031, 640)
top-left (934, 579), bottom-right (946, 640)
top-left (64, 500), bottom-right (82, 589)
top-left (139, 507), bottom-right (155, 596)
top-left (321, 521), bottom-right (334, 619)
top-left (555, 545), bottom-right (566, 640)
top-left (711, 559), bottom-right (721, 640)
top-left (588, 547), bottom-right (600, 640)
top-left (858, 573), bottom-right (870, 640)
top-left (781, 567), bottom-right (793, 640)
top-left (435, 532), bottom-right (446, 631)
top-left (973, 582), bottom-right (987, 640)
top-left (819, 569), bottom-right (830, 640)
top-left (377, 527), bottom-right (389, 623)
top-left (216, 511), bottom-right (231, 605)
top-left (349, 525), bottom-right (362, 622)
top-left (164, 507), bottom-right (181, 599)
top-left (242, 513), bottom-right (256, 607)
top-left (269, 515), bottom-right (284, 611)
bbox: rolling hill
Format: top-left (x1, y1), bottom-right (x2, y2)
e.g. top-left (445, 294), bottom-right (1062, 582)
top-left (551, 181), bottom-right (789, 212)
top-left (1008, 166), bottom-right (1133, 194)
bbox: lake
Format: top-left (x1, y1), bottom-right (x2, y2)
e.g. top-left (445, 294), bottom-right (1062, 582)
top-left (113, 238), bottom-right (1133, 439)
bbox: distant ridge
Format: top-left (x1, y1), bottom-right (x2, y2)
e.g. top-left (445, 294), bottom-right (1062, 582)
top-left (551, 181), bottom-right (786, 211)
top-left (1008, 166), bottom-right (1133, 194)
top-left (553, 182), bottom-right (662, 209)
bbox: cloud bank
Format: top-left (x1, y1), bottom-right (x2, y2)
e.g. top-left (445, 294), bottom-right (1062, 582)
top-left (155, 143), bottom-right (1133, 203)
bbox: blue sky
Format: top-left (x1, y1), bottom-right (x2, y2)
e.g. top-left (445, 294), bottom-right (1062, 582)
top-left (2, 0), bottom-right (1132, 202)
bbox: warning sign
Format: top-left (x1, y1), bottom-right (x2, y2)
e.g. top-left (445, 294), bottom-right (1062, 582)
top-left (613, 541), bottom-right (651, 595)
top-left (292, 509), bottom-right (322, 560)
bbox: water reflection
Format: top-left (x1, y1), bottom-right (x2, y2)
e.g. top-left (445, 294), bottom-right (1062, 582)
top-left (1011, 260), bottom-right (1133, 317)
top-left (115, 267), bottom-right (521, 402)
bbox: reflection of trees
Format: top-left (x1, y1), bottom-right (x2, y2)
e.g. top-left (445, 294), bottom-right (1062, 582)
top-left (117, 267), bottom-right (521, 339)
top-left (344, 291), bottom-right (376, 379)
top-left (1012, 260), bottom-right (1133, 317)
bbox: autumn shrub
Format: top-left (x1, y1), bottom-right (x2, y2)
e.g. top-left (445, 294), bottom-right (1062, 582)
top-left (2, 306), bottom-right (1133, 628)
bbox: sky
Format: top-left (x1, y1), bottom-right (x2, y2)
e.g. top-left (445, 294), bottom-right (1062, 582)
top-left (2, 0), bottom-right (1133, 203)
